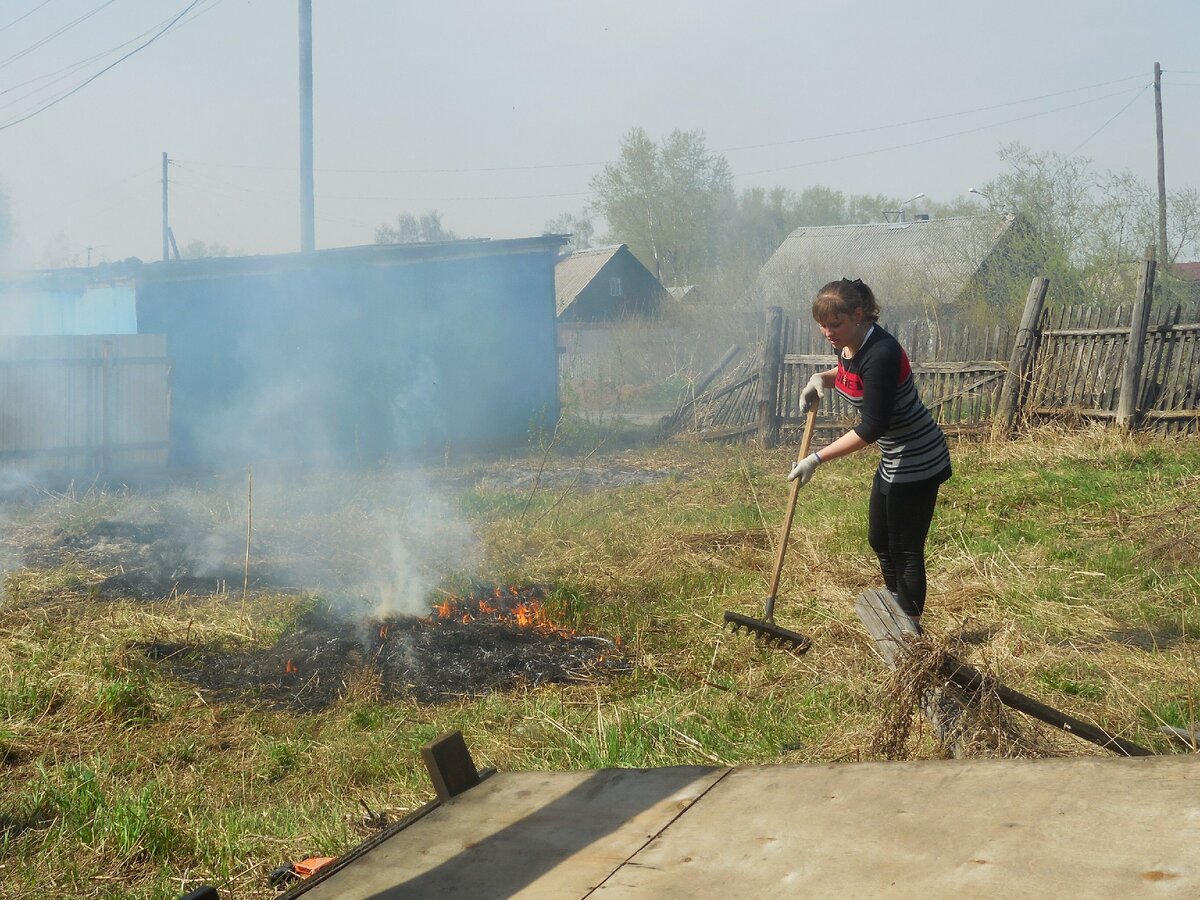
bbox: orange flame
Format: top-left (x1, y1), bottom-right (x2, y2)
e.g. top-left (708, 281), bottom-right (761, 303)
top-left (284, 659), bottom-right (298, 674)
top-left (379, 623), bottom-right (389, 639)
top-left (434, 599), bottom-right (455, 619)
top-left (478, 599), bottom-right (497, 616)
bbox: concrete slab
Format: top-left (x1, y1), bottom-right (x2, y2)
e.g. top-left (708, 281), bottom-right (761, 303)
top-left (292, 756), bottom-right (1198, 899)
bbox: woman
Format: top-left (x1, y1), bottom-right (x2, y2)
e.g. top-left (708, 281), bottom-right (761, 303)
top-left (788, 278), bottom-right (951, 630)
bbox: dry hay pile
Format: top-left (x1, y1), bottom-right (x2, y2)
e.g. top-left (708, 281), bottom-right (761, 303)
top-left (870, 633), bottom-right (1079, 761)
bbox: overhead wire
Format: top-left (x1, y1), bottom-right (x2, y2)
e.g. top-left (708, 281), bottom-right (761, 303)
top-left (0, 4), bottom-right (210, 103)
top-left (1066, 85), bottom-right (1150, 157)
top-left (169, 83), bottom-right (1155, 210)
top-left (0, 0), bottom-right (56, 35)
top-left (734, 85), bottom-right (1149, 179)
top-left (0, 0), bottom-right (208, 132)
top-left (0, 0), bottom-right (116, 73)
top-left (174, 74), bottom-right (1149, 177)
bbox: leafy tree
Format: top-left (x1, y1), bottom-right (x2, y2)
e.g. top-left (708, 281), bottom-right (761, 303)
top-left (590, 127), bottom-right (735, 285)
top-left (182, 240), bottom-right (240, 258)
top-left (544, 210), bottom-right (595, 253)
top-left (981, 143), bottom-right (1200, 305)
top-left (375, 210), bottom-right (457, 244)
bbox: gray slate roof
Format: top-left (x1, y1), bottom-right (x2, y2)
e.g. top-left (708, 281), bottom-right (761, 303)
top-left (758, 215), bottom-right (1018, 308)
top-left (554, 245), bottom-right (624, 317)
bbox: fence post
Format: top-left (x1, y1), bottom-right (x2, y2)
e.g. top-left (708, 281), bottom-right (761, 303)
top-left (1116, 247), bottom-right (1157, 430)
top-left (757, 306), bottom-right (784, 448)
top-left (991, 277), bottom-right (1050, 441)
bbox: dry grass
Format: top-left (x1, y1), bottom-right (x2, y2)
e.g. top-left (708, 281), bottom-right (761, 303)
top-left (0, 424), bottom-right (1197, 897)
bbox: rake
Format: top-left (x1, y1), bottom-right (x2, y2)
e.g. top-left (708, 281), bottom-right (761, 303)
top-left (723, 406), bottom-right (816, 653)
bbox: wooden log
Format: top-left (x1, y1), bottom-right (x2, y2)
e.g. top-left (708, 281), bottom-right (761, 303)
top-left (937, 659), bottom-right (1154, 757)
top-left (1116, 248), bottom-right (1157, 429)
top-left (992, 277), bottom-right (1050, 441)
top-left (757, 307), bottom-right (784, 448)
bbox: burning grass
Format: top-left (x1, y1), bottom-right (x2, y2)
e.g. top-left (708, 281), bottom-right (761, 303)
top-left (130, 584), bottom-right (629, 709)
top-left (0, 424), bottom-right (1197, 898)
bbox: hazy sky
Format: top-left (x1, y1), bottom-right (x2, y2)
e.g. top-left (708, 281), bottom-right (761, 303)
top-left (1, 0), bottom-right (1197, 268)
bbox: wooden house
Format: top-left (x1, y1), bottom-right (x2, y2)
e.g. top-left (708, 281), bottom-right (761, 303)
top-left (757, 214), bottom-right (1043, 324)
top-left (554, 245), bottom-right (666, 323)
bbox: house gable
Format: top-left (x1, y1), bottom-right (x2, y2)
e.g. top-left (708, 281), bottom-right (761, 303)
top-left (555, 245), bottom-right (666, 322)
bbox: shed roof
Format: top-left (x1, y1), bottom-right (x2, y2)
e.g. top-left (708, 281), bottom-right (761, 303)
top-left (554, 245), bottom-right (624, 316)
top-left (52, 236), bottom-right (569, 286)
top-left (1171, 261), bottom-right (1200, 282)
top-left (758, 215), bottom-right (1018, 306)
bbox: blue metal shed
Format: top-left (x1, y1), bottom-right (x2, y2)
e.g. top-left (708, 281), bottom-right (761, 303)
top-left (131, 236), bottom-right (565, 469)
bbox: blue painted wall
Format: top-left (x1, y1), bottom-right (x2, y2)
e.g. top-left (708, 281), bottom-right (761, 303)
top-left (134, 239), bottom-right (563, 469)
top-left (0, 278), bottom-right (137, 336)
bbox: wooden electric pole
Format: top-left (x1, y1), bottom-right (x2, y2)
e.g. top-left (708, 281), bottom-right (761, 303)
top-left (161, 151), bottom-right (170, 262)
top-left (298, 0), bottom-right (315, 252)
top-left (1154, 62), bottom-right (1167, 267)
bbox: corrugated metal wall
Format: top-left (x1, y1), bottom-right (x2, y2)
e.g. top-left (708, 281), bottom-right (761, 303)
top-left (0, 334), bottom-right (170, 479)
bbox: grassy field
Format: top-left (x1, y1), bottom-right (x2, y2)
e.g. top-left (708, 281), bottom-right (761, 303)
top-left (0, 423), bottom-right (1197, 899)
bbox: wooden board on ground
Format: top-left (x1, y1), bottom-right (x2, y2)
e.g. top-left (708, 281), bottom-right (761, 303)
top-left (291, 757), bottom-right (1198, 898)
top-left (599, 756), bottom-right (1198, 898)
top-left (293, 766), bottom-right (727, 900)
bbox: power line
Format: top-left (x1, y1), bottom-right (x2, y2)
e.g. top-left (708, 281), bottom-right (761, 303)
top-left (735, 86), bottom-right (1148, 179)
top-left (0, 0), bottom-right (55, 34)
top-left (1066, 85), bottom-right (1150, 157)
top-left (175, 74), bottom-right (1150, 178)
top-left (720, 74), bottom-right (1149, 153)
top-left (0, 0), bottom-right (206, 132)
top-left (0, 6), bottom-right (203, 102)
top-left (0, 0), bottom-right (116, 73)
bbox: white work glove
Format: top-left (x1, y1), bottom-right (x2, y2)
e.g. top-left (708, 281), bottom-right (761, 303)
top-left (788, 452), bottom-right (822, 486)
top-left (800, 373), bottom-right (825, 412)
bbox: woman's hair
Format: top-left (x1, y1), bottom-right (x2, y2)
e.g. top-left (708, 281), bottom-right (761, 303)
top-left (812, 277), bottom-right (880, 323)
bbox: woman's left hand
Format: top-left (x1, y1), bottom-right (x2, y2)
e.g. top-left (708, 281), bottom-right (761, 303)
top-left (787, 453), bottom-right (822, 486)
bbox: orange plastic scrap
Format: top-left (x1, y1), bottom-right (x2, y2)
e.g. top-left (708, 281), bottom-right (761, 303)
top-left (294, 856), bottom-right (336, 877)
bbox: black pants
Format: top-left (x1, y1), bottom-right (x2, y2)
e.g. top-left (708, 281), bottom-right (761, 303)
top-left (867, 475), bottom-right (942, 618)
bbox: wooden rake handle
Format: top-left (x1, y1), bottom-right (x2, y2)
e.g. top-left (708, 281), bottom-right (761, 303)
top-left (766, 406), bottom-right (818, 603)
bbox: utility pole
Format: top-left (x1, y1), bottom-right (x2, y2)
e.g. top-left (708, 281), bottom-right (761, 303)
top-left (162, 151), bottom-right (170, 262)
top-left (298, 0), bottom-right (315, 252)
top-left (1154, 62), bottom-right (1168, 267)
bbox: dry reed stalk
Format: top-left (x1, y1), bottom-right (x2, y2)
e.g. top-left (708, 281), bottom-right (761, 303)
top-left (243, 465), bottom-right (252, 604)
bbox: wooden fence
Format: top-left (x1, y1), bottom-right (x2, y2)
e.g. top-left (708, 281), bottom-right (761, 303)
top-left (0, 334), bottom-right (172, 480)
top-left (676, 252), bottom-right (1199, 444)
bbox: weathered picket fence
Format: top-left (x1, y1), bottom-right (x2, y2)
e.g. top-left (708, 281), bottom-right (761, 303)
top-left (675, 250), bottom-right (1199, 443)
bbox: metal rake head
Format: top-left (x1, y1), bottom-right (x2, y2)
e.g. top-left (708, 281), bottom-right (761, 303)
top-left (723, 610), bottom-right (811, 653)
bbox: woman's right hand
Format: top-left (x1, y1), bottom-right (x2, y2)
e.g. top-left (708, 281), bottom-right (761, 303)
top-left (800, 373), bottom-right (825, 412)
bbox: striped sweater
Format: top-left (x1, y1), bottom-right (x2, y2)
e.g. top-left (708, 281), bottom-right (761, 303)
top-left (835, 325), bottom-right (951, 487)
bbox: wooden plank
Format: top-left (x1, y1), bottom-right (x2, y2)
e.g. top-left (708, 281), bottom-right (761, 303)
top-left (607, 757), bottom-right (1200, 899)
top-left (295, 767), bottom-right (728, 900)
top-left (854, 589), bottom-right (968, 756)
top-left (421, 730), bottom-right (482, 802)
top-left (1117, 249), bottom-right (1157, 428)
top-left (757, 307), bottom-right (784, 448)
top-left (993, 277), bottom-right (1050, 440)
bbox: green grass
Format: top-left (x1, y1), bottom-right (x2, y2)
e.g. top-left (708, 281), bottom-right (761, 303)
top-left (0, 424), bottom-right (1197, 897)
